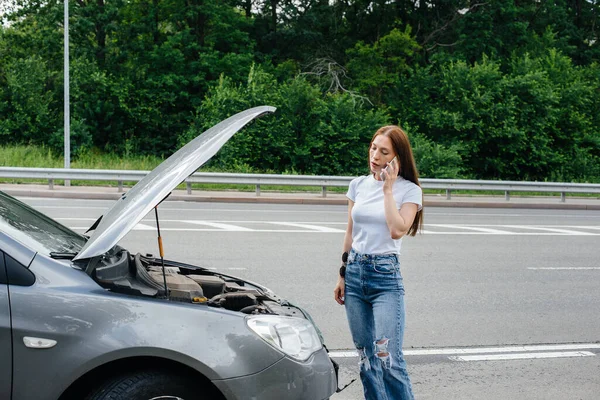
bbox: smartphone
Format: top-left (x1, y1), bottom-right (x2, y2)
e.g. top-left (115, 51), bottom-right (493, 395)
top-left (380, 156), bottom-right (397, 181)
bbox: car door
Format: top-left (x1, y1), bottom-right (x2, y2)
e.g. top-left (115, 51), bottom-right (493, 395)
top-left (0, 251), bottom-right (12, 400)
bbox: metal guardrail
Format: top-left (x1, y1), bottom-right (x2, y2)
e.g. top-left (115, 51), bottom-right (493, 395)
top-left (1, 167), bottom-right (599, 202)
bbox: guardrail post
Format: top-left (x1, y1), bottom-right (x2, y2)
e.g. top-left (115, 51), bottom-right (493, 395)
top-left (48, 179), bottom-right (54, 190)
top-left (256, 184), bottom-right (261, 196)
top-left (561, 192), bottom-right (566, 202)
top-left (187, 182), bottom-right (192, 195)
top-left (505, 191), bottom-right (510, 201)
top-left (322, 186), bottom-right (327, 198)
top-left (446, 189), bottom-right (451, 200)
top-left (118, 180), bottom-right (123, 192)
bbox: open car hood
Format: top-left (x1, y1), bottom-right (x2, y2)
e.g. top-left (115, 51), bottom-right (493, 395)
top-left (73, 106), bottom-right (276, 261)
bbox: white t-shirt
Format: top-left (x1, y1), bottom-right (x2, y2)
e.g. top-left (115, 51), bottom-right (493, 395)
top-left (346, 175), bottom-right (422, 255)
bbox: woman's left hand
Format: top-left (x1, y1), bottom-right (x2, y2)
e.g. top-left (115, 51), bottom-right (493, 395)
top-left (382, 159), bottom-right (398, 191)
top-left (334, 278), bottom-right (345, 305)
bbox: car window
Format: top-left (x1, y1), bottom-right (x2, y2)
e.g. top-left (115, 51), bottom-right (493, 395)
top-left (3, 252), bottom-right (35, 286)
top-left (0, 251), bottom-right (6, 285)
top-left (0, 192), bottom-right (86, 255)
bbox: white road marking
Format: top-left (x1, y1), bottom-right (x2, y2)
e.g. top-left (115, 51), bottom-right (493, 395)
top-left (183, 221), bottom-right (253, 231)
top-left (32, 206), bottom-right (107, 210)
top-left (134, 223), bottom-right (156, 231)
top-left (418, 231), bottom-right (600, 235)
top-left (67, 223), bottom-right (600, 236)
top-left (62, 220), bottom-right (600, 235)
top-left (426, 212), bottom-right (600, 219)
top-left (419, 230), bottom-right (449, 235)
top-left (156, 228), bottom-right (332, 233)
top-left (422, 224), bottom-right (600, 235)
top-left (69, 227), bottom-right (340, 233)
top-left (154, 207), bottom-right (347, 214)
top-left (328, 343), bottom-right (600, 358)
top-left (34, 205), bottom-right (347, 214)
top-left (499, 225), bottom-right (596, 235)
top-left (68, 226), bottom-right (339, 233)
top-left (264, 222), bottom-right (345, 233)
top-left (329, 351), bottom-right (359, 358)
top-left (54, 217), bottom-right (98, 221)
top-left (27, 203), bottom-right (600, 219)
top-left (428, 224), bottom-right (513, 234)
top-left (407, 343), bottom-right (600, 355)
top-left (449, 351), bottom-right (595, 362)
top-left (152, 220), bottom-right (346, 225)
top-left (528, 267), bottom-right (600, 270)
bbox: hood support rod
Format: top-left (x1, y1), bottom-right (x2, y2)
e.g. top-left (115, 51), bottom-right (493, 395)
top-left (154, 206), bottom-right (169, 299)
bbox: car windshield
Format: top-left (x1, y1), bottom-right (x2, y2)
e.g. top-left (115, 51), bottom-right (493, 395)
top-left (0, 191), bottom-right (86, 255)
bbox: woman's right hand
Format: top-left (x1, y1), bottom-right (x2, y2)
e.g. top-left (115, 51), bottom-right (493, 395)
top-left (334, 277), bottom-right (345, 305)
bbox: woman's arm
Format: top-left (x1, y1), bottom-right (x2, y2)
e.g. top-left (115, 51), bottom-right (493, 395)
top-left (381, 160), bottom-right (418, 239)
top-left (342, 200), bottom-right (354, 253)
top-left (334, 200), bottom-right (354, 305)
top-left (383, 195), bottom-right (418, 239)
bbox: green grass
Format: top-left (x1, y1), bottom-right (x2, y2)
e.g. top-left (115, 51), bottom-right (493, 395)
top-left (0, 145), bottom-right (63, 168)
top-left (0, 145), bottom-right (164, 170)
top-left (0, 145), bottom-right (163, 187)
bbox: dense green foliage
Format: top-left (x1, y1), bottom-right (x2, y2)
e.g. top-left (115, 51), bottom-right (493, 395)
top-left (1, 0), bottom-right (599, 181)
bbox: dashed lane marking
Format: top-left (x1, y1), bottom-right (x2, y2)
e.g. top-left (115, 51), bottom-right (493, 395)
top-left (498, 225), bottom-right (597, 235)
top-left (427, 224), bottom-right (514, 234)
top-left (528, 267), bottom-right (600, 270)
top-left (264, 221), bottom-right (346, 233)
top-left (449, 351), bottom-right (595, 362)
top-left (24, 203), bottom-right (600, 219)
top-left (183, 221), bottom-right (253, 231)
top-left (133, 223), bottom-right (156, 231)
top-left (60, 219), bottom-right (600, 235)
top-left (329, 343), bottom-right (600, 361)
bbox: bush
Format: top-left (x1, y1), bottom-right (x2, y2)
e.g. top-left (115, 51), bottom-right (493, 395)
top-left (395, 51), bottom-right (600, 182)
top-left (407, 128), bottom-right (466, 179)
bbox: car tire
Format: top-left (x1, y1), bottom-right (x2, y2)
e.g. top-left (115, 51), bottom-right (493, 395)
top-left (85, 369), bottom-right (204, 400)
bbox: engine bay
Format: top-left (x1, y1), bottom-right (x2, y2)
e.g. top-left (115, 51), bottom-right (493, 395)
top-left (84, 246), bottom-right (305, 318)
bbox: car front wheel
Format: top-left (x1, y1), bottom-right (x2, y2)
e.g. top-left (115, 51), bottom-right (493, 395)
top-left (85, 369), bottom-right (206, 400)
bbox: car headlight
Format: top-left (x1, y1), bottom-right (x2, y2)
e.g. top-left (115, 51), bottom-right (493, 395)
top-left (246, 315), bottom-right (322, 361)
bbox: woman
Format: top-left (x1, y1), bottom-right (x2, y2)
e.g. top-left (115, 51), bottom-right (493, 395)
top-left (334, 125), bottom-right (423, 400)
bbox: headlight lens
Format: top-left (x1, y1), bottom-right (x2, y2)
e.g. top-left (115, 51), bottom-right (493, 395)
top-left (246, 315), bottom-right (322, 361)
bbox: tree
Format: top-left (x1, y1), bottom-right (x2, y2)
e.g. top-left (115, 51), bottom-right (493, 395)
top-left (180, 65), bottom-right (390, 175)
top-left (346, 26), bottom-right (420, 104)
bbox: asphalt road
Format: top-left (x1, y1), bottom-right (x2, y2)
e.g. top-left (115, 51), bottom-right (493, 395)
top-left (18, 197), bottom-right (600, 400)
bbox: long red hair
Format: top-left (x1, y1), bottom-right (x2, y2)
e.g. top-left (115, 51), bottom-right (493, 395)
top-left (369, 125), bottom-right (423, 236)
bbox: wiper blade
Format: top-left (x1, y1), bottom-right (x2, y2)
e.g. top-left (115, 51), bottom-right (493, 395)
top-left (50, 252), bottom-right (78, 260)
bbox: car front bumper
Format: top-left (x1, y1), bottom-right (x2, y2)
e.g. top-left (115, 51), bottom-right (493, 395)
top-left (212, 347), bottom-right (338, 400)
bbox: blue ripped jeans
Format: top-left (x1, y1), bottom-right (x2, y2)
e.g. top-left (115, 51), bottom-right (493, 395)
top-left (344, 249), bottom-right (414, 400)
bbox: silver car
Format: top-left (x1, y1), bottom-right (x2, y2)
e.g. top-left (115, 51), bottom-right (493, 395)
top-left (0, 106), bottom-right (339, 400)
